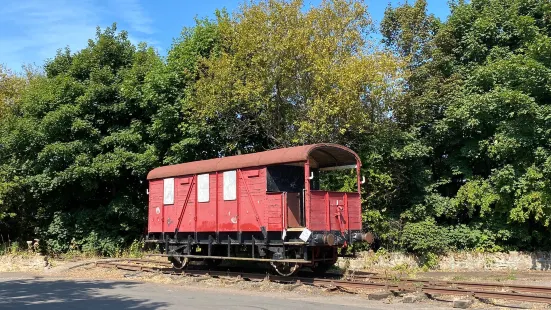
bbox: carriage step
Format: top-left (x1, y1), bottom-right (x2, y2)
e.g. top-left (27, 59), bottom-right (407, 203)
top-left (286, 228), bottom-right (306, 232)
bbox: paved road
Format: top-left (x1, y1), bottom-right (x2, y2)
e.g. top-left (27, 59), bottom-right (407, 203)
top-left (0, 273), bottom-right (440, 310)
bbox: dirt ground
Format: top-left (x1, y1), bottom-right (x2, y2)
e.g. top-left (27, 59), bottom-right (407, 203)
top-left (0, 254), bottom-right (48, 272)
top-left (3, 254), bottom-right (551, 309)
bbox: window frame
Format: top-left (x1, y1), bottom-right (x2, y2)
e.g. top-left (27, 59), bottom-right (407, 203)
top-left (223, 170), bottom-right (237, 201)
top-left (197, 173), bottom-right (210, 203)
top-left (163, 178), bottom-right (175, 205)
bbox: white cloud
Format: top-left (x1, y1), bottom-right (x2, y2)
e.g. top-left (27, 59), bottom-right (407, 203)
top-left (0, 0), bottom-right (156, 71)
top-left (111, 0), bottom-right (154, 35)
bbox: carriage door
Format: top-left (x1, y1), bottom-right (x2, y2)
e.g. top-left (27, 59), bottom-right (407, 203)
top-left (267, 165), bottom-right (305, 228)
top-left (286, 192), bottom-right (302, 228)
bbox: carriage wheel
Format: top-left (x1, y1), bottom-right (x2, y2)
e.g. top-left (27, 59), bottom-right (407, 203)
top-left (169, 256), bottom-right (189, 269)
top-left (270, 261), bottom-right (300, 276)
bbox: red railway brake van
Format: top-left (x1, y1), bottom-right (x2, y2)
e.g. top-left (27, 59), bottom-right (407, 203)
top-left (146, 143), bottom-right (373, 276)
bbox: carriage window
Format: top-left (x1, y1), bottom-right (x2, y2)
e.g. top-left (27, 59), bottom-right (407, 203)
top-left (223, 170), bottom-right (236, 200)
top-left (317, 165), bottom-right (358, 192)
top-left (163, 178), bottom-right (174, 205)
top-left (197, 174), bottom-right (210, 202)
top-left (267, 165), bottom-right (304, 192)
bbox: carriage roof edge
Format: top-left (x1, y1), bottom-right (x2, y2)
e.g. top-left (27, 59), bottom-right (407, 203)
top-left (146, 143), bottom-right (361, 180)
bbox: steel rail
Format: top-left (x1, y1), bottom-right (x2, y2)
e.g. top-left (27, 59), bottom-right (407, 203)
top-left (95, 261), bottom-right (395, 289)
top-left (94, 260), bottom-right (551, 304)
top-left (423, 287), bottom-right (551, 304)
top-left (340, 273), bottom-right (551, 295)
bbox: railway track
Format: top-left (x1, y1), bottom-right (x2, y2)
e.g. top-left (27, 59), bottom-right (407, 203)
top-left (339, 271), bottom-right (551, 295)
top-left (94, 259), bottom-right (551, 305)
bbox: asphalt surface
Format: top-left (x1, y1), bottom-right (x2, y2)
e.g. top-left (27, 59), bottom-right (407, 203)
top-left (0, 273), bottom-right (443, 310)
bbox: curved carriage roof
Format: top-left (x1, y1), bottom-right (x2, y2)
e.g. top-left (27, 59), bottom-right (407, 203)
top-left (147, 143), bottom-right (360, 180)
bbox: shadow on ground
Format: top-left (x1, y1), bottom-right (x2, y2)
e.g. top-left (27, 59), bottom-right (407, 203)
top-left (0, 277), bottom-right (168, 309)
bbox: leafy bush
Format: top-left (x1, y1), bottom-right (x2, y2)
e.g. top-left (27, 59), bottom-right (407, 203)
top-left (420, 252), bottom-right (439, 271)
top-left (127, 239), bottom-right (145, 258)
top-left (400, 218), bottom-right (507, 254)
top-left (401, 218), bottom-right (449, 254)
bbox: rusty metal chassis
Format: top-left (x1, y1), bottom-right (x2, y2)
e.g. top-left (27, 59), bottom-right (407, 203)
top-left (146, 230), bottom-right (360, 265)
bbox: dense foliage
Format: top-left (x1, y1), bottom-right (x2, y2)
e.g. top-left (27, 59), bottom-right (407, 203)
top-left (0, 0), bottom-right (550, 255)
top-left (381, 0), bottom-right (551, 253)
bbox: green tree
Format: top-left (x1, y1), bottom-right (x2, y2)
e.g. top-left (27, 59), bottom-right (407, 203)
top-left (162, 12), bottom-right (230, 163)
top-left (183, 1), bottom-right (407, 247)
top-left (0, 65), bottom-right (28, 120)
top-left (0, 19), bottom-right (227, 254)
top-left (188, 0), bottom-right (403, 153)
top-left (0, 65), bottom-right (33, 224)
top-left (0, 25), bottom-right (160, 254)
top-left (382, 0), bottom-right (551, 252)
top-left (381, 0), bottom-right (440, 66)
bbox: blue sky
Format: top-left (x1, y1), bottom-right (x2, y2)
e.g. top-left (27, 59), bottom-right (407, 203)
top-left (0, 0), bottom-right (450, 71)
